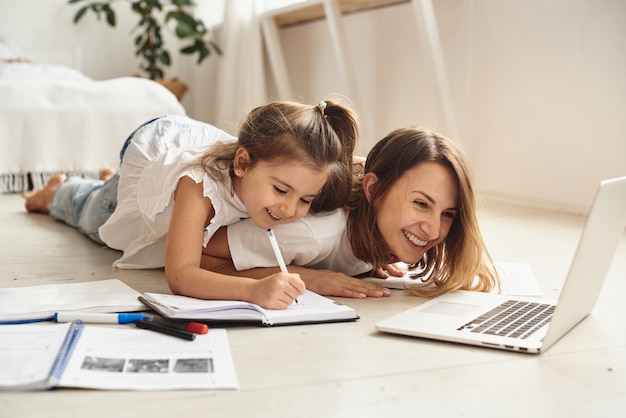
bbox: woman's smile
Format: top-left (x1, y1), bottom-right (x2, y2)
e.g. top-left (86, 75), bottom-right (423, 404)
top-left (403, 229), bottom-right (428, 247)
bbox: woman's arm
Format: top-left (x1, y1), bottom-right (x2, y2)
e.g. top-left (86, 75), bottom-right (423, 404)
top-left (202, 228), bottom-right (391, 299)
top-left (164, 176), bottom-right (304, 309)
top-left (201, 255), bottom-right (390, 299)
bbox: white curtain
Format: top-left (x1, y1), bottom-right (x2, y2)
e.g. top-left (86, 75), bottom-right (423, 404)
top-left (212, 0), bottom-right (268, 132)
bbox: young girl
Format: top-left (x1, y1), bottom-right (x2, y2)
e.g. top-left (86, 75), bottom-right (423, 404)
top-left (202, 126), bottom-right (500, 299)
top-left (25, 100), bottom-right (360, 309)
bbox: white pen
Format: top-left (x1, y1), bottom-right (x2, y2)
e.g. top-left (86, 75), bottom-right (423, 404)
top-left (267, 229), bottom-right (298, 304)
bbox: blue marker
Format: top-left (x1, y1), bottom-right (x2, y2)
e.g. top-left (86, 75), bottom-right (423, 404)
top-left (54, 312), bottom-right (145, 324)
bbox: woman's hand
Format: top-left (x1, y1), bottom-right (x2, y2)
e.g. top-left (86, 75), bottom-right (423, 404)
top-left (199, 254), bottom-right (391, 302)
top-left (292, 267), bottom-right (391, 299)
top-left (370, 262), bottom-right (407, 279)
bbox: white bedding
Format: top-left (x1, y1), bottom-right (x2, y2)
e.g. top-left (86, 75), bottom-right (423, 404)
top-left (0, 68), bottom-right (185, 193)
top-left (0, 61), bottom-right (92, 82)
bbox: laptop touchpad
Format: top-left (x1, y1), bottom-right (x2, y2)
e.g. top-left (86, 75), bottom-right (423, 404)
top-left (422, 301), bottom-right (480, 316)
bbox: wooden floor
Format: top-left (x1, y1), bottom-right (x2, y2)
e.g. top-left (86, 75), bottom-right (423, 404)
top-left (1, 192), bottom-right (625, 418)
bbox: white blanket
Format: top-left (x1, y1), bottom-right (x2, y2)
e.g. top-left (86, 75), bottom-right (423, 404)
top-left (0, 61), bottom-right (92, 82)
top-left (0, 76), bottom-right (186, 192)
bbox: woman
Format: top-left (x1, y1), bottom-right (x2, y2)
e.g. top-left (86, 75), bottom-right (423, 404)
top-left (202, 126), bottom-right (500, 299)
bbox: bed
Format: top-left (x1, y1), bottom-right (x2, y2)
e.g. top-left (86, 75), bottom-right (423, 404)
top-left (0, 36), bottom-right (186, 193)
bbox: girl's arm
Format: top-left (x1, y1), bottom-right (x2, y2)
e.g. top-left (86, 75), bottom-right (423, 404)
top-left (165, 176), bottom-right (304, 309)
top-left (201, 254), bottom-right (390, 299)
top-left (202, 227), bottom-right (391, 299)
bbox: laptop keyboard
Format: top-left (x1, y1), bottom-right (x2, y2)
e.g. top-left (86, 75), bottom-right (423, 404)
top-left (457, 300), bottom-right (555, 339)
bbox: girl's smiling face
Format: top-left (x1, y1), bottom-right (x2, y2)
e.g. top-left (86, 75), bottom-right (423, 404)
top-left (233, 152), bottom-right (329, 230)
top-left (365, 161), bottom-right (459, 265)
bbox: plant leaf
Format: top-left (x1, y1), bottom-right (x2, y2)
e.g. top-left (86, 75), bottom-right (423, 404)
top-left (103, 4), bottom-right (116, 27)
top-left (160, 50), bottom-right (171, 66)
top-left (209, 41), bottom-right (222, 55)
top-left (175, 21), bottom-right (196, 38)
top-left (180, 44), bottom-right (196, 54)
top-left (73, 6), bottom-right (88, 24)
top-left (172, 0), bottom-right (194, 7)
top-left (197, 44), bottom-right (210, 63)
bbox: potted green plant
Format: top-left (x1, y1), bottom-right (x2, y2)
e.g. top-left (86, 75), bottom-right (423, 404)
top-left (68, 0), bottom-right (221, 99)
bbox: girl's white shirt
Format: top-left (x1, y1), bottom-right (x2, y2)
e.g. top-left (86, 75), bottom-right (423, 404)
top-left (99, 115), bottom-right (248, 269)
top-left (227, 210), bottom-right (373, 277)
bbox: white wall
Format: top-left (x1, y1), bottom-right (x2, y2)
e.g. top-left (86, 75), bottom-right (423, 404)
top-left (469, 0), bottom-right (626, 212)
top-left (277, 0), bottom-right (626, 214)
top-left (1, 0), bottom-right (624, 214)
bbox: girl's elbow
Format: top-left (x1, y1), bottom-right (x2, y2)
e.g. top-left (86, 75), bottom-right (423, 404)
top-left (164, 265), bottom-right (185, 295)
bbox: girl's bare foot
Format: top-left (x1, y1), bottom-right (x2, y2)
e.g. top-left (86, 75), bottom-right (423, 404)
top-left (24, 174), bottom-right (66, 214)
top-left (99, 167), bottom-right (116, 181)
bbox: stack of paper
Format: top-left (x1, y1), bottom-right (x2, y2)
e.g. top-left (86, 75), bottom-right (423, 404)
top-left (0, 279), bottom-right (146, 323)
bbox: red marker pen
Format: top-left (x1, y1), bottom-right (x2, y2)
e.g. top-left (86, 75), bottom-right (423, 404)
top-left (146, 315), bottom-right (209, 334)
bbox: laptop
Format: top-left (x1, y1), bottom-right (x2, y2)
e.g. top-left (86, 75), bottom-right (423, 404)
top-left (376, 176), bottom-right (626, 354)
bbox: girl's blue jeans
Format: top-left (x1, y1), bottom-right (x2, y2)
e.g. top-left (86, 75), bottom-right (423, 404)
top-left (48, 173), bottom-right (119, 245)
top-left (47, 116), bottom-right (159, 244)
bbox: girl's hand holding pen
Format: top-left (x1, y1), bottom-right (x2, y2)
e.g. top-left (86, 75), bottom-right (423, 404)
top-left (249, 272), bottom-right (305, 310)
top-left (266, 228), bottom-right (300, 305)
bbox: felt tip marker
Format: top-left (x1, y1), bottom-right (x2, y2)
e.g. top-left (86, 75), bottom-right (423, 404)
top-left (147, 315), bottom-right (209, 334)
top-left (54, 312), bottom-right (146, 324)
top-left (135, 319), bottom-right (196, 341)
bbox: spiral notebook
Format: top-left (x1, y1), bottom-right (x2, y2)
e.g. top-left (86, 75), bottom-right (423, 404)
top-left (0, 320), bottom-right (238, 391)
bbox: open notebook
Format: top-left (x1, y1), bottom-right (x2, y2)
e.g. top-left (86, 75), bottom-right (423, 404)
top-left (0, 321), bottom-right (237, 391)
top-left (140, 289), bottom-right (359, 326)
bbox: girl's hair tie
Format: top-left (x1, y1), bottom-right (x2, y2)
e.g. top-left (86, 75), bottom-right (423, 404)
top-left (317, 101), bottom-right (327, 117)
